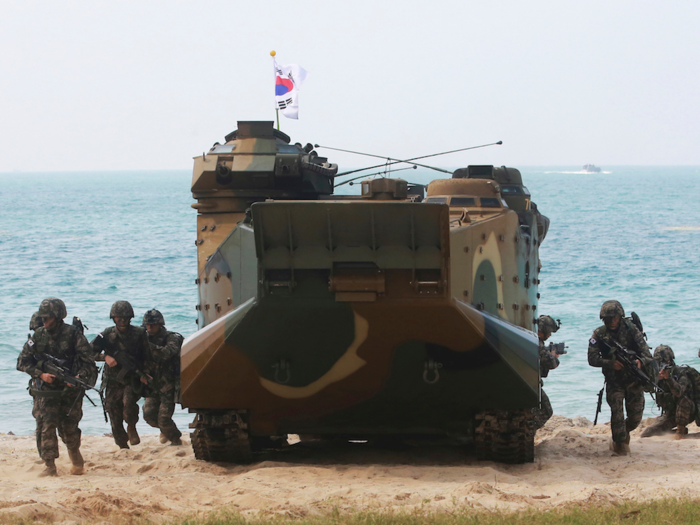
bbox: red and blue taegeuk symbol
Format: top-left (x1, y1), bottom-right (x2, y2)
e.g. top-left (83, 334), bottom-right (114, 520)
top-left (275, 76), bottom-right (294, 96)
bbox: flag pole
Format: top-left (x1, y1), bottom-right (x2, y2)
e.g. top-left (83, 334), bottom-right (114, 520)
top-left (271, 50), bottom-right (280, 131)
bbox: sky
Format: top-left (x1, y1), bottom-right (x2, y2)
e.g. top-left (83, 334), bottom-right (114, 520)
top-left (1, 1), bottom-right (698, 172)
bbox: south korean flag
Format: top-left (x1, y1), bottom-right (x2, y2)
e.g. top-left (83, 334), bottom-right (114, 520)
top-left (273, 59), bottom-right (308, 120)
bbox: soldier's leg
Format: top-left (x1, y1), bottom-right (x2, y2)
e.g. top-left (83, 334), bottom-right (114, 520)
top-left (157, 389), bottom-right (182, 444)
top-left (624, 383), bottom-right (645, 434)
top-left (641, 412), bottom-right (675, 437)
top-left (105, 384), bottom-right (129, 448)
top-left (143, 396), bottom-right (160, 429)
top-left (675, 397), bottom-right (694, 439)
top-left (533, 390), bottom-right (553, 430)
top-left (32, 397), bottom-right (42, 456)
top-left (123, 386), bottom-right (141, 446)
top-left (606, 383), bottom-right (627, 444)
top-left (57, 393), bottom-right (85, 474)
top-left (36, 398), bottom-right (61, 476)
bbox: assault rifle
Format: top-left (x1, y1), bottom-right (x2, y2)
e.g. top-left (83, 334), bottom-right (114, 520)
top-left (92, 333), bottom-right (151, 385)
top-left (547, 342), bottom-right (568, 355)
top-left (41, 354), bottom-right (108, 422)
top-left (604, 339), bottom-right (663, 395)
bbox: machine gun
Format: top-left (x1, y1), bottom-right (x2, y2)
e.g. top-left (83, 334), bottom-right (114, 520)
top-left (546, 342), bottom-right (568, 355)
top-left (40, 355), bottom-right (108, 422)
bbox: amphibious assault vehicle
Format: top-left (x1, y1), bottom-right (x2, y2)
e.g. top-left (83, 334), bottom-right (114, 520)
top-left (182, 121), bottom-right (549, 464)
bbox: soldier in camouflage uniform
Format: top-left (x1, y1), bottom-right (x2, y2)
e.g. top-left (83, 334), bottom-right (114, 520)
top-left (28, 312), bottom-right (44, 456)
top-left (533, 315), bottom-right (561, 430)
top-left (641, 345), bottom-right (697, 439)
top-left (17, 299), bottom-right (95, 476)
top-left (142, 309), bottom-right (183, 445)
top-left (92, 300), bottom-right (150, 449)
top-left (588, 300), bottom-right (652, 455)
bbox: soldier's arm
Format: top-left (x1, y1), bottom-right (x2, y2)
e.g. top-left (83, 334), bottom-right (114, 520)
top-left (74, 332), bottom-right (97, 379)
top-left (587, 332), bottom-right (613, 371)
top-left (667, 373), bottom-right (691, 399)
top-left (539, 346), bottom-right (559, 371)
top-left (150, 333), bottom-right (183, 362)
top-left (16, 338), bottom-right (43, 378)
top-left (630, 323), bottom-right (652, 364)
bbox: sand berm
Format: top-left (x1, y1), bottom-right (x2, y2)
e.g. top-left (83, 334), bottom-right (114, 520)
top-left (1, 416), bottom-right (698, 523)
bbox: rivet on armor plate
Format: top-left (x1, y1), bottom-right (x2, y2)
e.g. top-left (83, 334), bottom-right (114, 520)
top-left (201, 226), bottom-right (207, 231)
top-left (537, 293), bottom-right (541, 299)
top-left (215, 273), bottom-right (220, 282)
top-left (498, 302), bottom-right (504, 310)
top-left (227, 298), bottom-right (232, 305)
top-left (499, 235), bottom-right (505, 242)
top-left (194, 278), bottom-right (200, 284)
top-left (513, 276), bottom-right (519, 283)
top-left (525, 304), bottom-right (530, 310)
top-left (198, 239), bottom-right (204, 245)
top-left (532, 305), bottom-right (536, 311)
top-left (193, 240), bottom-right (197, 246)
top-left (227, 272), bottom-right (232, 279)
top-left (463, 290), bottom-right (469, 297)
top-left (514, 236), bottom-right (519, 242)
top-left (481, 233), bottom-right (486, 240)
top-left (215, 303), bottom-right (221, 312)
top-left (204, 277), bottom-right (208, 284)
top-left (479, 246), bottom-right (483, 253)
top-left (498, 275), bottom-right (504, 282)
top-left (532, 278), bottom-right (537, 285)
top-left (480, 274), bottom-right (485, 281)
top-left (210, 225), bottom-right (216, 231)
top-left (195, 305), bottom-right (201, 311)
top-left (464, 246), bottom-right (470, 253)
top-left (205, 304), bottom-right (210, 310)
top-left (512, 304), bottom-right (519, 310)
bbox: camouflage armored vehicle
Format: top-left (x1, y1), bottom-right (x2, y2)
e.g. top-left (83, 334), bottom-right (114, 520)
top-left (182, 121), bottom-right (548, 464)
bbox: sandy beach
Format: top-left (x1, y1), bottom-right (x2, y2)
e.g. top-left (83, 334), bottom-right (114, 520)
top-left (1, 416), bottom-right (699, 523)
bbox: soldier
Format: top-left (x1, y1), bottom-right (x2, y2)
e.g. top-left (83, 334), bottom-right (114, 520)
top-left (533, 315), bottom-right (561, 430)
top-left (588, 300), bottom-right (652, 455)
top-left (641, 345), bottom-right (697, 439)
top-left (28, 312), bottom-right (44, 456)
top-left (17, 298), bottom-right (95, 476)
top-left (92, 300), bottom-right (150, 449)
top-left (142, 309), bottom-right (183, 446)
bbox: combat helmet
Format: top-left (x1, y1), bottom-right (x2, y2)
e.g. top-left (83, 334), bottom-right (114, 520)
top-left (110, 300), bottom-right (135, 319)
top-left (38, 298), bottom-right (67, 320)
top-left (29, 311), bottom-right (44, 330)
top-left (653, 345), bottom-right (675, 365)
top-left (600, 300), bottom-right (625, 319)
top-left (537, 315), bottom-right (560, 338)
top-left (143, 309), bottom-right (165, 326)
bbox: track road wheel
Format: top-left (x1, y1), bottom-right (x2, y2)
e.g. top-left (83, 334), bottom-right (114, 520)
top-left (474, 409), bottom-right (535, 464)
top-left (190, 410), bottom-right (252, 463)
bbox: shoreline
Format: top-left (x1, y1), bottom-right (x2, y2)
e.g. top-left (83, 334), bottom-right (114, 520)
top-left (1, 415), bottom-right (699, 523)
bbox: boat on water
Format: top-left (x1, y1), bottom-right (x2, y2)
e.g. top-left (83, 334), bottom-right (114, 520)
top-left (582, 164), bottom-right (601, 173)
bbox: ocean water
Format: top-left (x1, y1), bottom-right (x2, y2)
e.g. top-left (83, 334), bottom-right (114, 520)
top-left (1, 166), bottom-right (699, 435)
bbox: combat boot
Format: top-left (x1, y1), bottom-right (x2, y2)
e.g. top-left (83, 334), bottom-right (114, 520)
top-left (159, 433), bottom-right (168, 444)
top-left (68, 448), bottom-right (85, 475)
top-left (610, 439), bottom-right (628, 456)
top-left (39, 459), bottom-right (57, 477)
top-left (675, 425), bottom-right (687, 440)
top-left (169, 437), bottom-right (183, 446)
top-left (127, 423), bottom-right (140, 446)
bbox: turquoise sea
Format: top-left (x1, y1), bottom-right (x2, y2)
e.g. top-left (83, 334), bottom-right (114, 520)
top-left (1, 166), bottom-right (699, 435)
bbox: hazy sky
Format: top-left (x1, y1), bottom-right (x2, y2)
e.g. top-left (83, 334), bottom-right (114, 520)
top-left (1, 1), bottom-right (698, 172)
